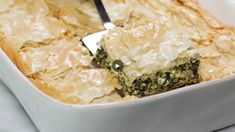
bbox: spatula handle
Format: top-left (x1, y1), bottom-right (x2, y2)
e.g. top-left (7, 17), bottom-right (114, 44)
top-left (93, 0), bottom-right (115, 29)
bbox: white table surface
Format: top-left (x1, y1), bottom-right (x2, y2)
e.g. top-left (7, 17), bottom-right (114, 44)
top-left (0, 79), bottom-right (37, 132)
top-left (0, 79), bottom-right (234, 132)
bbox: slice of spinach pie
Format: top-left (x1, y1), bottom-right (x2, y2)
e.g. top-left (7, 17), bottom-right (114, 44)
top-left (95, 20), bottom-right (201, 97)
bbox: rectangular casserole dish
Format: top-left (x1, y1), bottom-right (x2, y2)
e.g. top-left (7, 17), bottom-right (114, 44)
top-left (0, 0), bottom-right (235, 132)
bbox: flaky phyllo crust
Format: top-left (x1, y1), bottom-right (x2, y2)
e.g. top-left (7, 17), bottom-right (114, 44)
top-left (0, 0), bottom-right (235, 104)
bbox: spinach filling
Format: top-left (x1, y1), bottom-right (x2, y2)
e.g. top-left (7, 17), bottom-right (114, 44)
top-left (95, 46), bottom-right (201, 97)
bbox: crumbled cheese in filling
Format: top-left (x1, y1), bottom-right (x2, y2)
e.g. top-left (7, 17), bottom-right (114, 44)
top-left (102, 18), bottom-right (194, 81)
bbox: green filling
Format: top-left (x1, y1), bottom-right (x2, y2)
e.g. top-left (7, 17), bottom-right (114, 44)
top-left (95, 47), bottom-right (201, 97)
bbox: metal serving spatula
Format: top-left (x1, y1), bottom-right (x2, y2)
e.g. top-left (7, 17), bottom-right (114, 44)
top-left (82, 0), bottom-right (115, 55)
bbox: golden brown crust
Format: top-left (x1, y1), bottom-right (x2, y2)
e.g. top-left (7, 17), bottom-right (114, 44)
top-left (174, 0), bottom-right (224, 29)
top-left (0, 35), bottom-right (57, 102)
top-left (30, 78), bottom-right (81, 104)
top-left (0, 35), bottom-right (32, 75)
top-left (1, 0), bottom-right (235, 104)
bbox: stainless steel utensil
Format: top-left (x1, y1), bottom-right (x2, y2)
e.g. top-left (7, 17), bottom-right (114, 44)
top-left (82, 0), bottom-right (115, 55)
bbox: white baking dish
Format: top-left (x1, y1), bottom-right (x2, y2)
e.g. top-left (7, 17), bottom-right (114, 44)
top-left (0, 0), bottom-right (235, 132)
